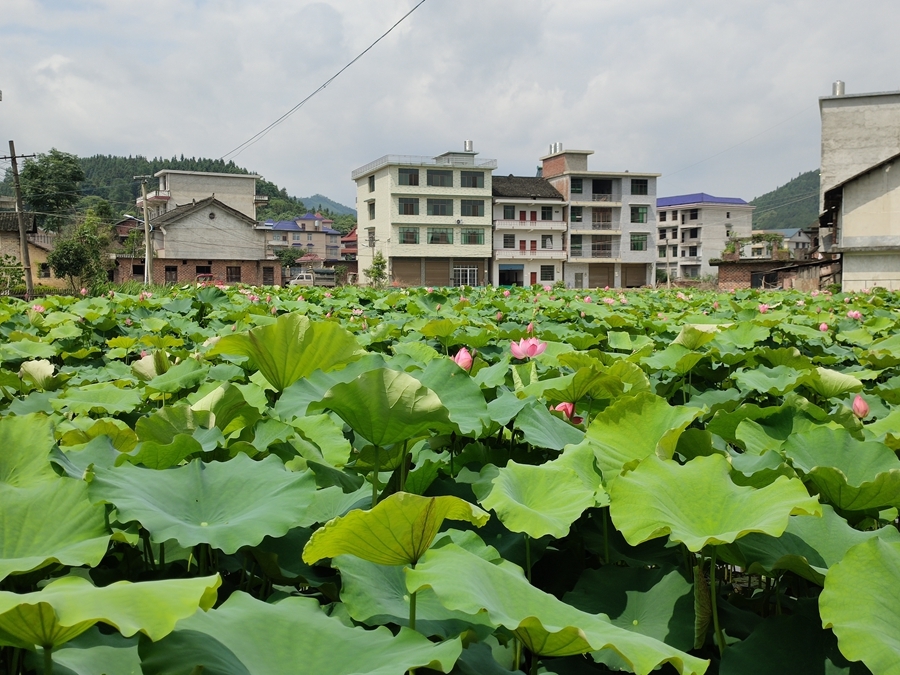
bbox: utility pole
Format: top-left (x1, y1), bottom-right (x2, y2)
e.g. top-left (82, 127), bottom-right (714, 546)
top-left (135, 176), bottom-right (153, 285)
top-left (5, 141), bottom-right (36, 297)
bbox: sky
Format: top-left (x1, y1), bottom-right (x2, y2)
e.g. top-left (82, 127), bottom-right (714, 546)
top-left (2, 0), bottom-right (899, 213)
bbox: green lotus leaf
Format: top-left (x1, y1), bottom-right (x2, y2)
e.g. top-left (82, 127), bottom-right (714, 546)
top-left (718, 504), bottom-right (900, 585)
top-left (51, 383), bottom-right (142, 416)
top-left (673, 324), bottom-right (719, 350)
top-left (0, 413), bottom-right (57, 487)
top-left (480, 460), bottom-right (595, 539)
top-left (607, 331), bottom-right (654, 353)
top-left (303, 492), bottom-right (489, 566)
top-left (292, 414), bottom-right (353, 467)
top-left (406, 544), bottom-right (708, 675)
top-left (0, 574), bottom-right (219, 651)
top-left (577, 392), bottom-right (703, 481)
top-left (392, 341), bottom-right (442, 365)
top-left (861, 332), bottom-right (900, 367)
top-left (0, 339), bottom-right (57, 362)
top-left (60, 418), bottom-right (137, 453)
top-left (412, 357), bottom-right (491, 437)
top-left (864, 406), bottom-right (900, 449)
top-left (134, 405), bottom-right (210, 444)
top-left (643, 344), bottom-right (704, 375)
top-left (514, 400), bottom-right (585, 451)
top-left (608, 454), bottom-right (821, 552)
top-left (89, 454), bottom-right (318, 553)
top-left (145, 357), bottom-right (209, 394)
top-left (803, 367), bottom-right (863, 399)
top-left (820, 539), bottom-right (900, 675)
top-left (122, 434), bottom-right (204, 470)
top-left (0, 479), bottom-right (110, 580)
top-left (147, 591), bottom-right (462, 675)
top-left (41, 629), bottom-right (141, 675)
top-left (138, 628), bottom-right (251, 675)
top-left (334, 554), bottom-right (495, 638)
top-left (313, 368), bottom-right (450, 447)
top-left (207, 313), bottom-right (365, 391)
top-left (783, 427), bottom-right (900, 510)
top-left (542, 367), bottom-right (625, 404)
top-left (563, 567), bottom-right (694, 650)
top-left (714, 323), bottom-right (770, 350)
top-left (732, 365), bottom-right (809, 396)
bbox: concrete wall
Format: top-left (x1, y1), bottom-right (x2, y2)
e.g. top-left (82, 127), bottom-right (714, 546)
top-left (843, 252), bottom-right (900, 290)
top-left (656, 203), bottom-right (753, 277)
top-left (160, 172), bottom-right (259, 219)
top-left (820, 91), bottom-right (900, 207)
top-left (153, 203), bottom-right (268, 260)
top-left (840, 162), bottom-right (900, 248)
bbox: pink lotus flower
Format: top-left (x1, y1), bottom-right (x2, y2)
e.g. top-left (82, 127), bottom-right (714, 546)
top-left (326, 312), bottom-right (332, 318)
top-left (676, 292), bottom-right (686, 300)
top-left (80, 287), bottom-right (88, 296)
top-left (496, 312), bottom-right (503, 321)
top-left (271, 306), bottom-right (277, 314)
top-left (758, 304), bottom-right (769, 314)
top-left (124, 318), bottom-right (132, 326)
top-left (852, 394), bottom-right (869, 419)
top-left (584, 295), bottom-right (593, 303)
top-left (603, 297), bottom-right (615, 305)
top-left (426, 287), bottom-right (434, 293)
top-left (297, 295), bottom-right (305, 302)
top-left (553, 402), bottom-right (584, 425)
top-left (543, 285), bottom-right (552, 292)
top-left (819, 323), bottom-right (828, 331)
top-left (266, 294), bottom-right (271, 303)
top-left (580, 311), bottom-right (585, 318)
top-left (510, 337), bottom-right (547, 359)
top-left (847, 310), bottom-right (862, 320)
top-left (503, 290), bottom-right (510, 297)
top-left (527, 322), bottom-right (534, 334)
top-left (453, 347), bottom-right (474, 372)
top-left (844, 297), bottom-right (851, 303)
top-left (31, 304), bottom-right (46, 313)
top-left (713, 301), bottom-right (719, 310)
top-left (604, 286), bottom-right (610, 291)
top-left (459, 296), bottom-right (468, 303)
top-left (324, 292), bottom-right (332, 298)
top-left (140, 350), bottom-right (148, 358)
top-left (811, 290), bottom-right (819, 297)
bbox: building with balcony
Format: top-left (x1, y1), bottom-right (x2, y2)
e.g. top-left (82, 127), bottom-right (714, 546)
top-left (264, 212), bottom-right (342, 261)
top-left (136, 170), bottom-right (269, 221)
top-left (351, 143), bottom-right (497, 286)
top-left (541, 147), bottom-right (658, 288)
top-left (491, 175), bottom-right (566, 286)
top-left (656, 193), bottom-right (753, 279)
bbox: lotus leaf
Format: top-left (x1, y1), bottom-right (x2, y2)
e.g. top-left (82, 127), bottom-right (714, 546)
top-left (783, 426), bottom-right (900, 510)
top-left (145, 357), bottom-right (209, 394)
top-left (89, 454), bottom-right (318, 553)
top-left (207, 312), bottom-right (365, 391)
top-left (40, 629), bottom-right (141, 675)
top-left (514, 400), bottom-right (585, 451)
top-left (820, 539), bottom-right (900, 675)
top-left (732, 365), bottom-right (809, 396)
top-left (303, 492), bottom-right (490, 566)
top-left (608, 454), bottom-right (821, 551)
top-left (406, 544), bottom-right (708, 675)
top-left (51, 383), bottom-right (142, 416)
top-left (0, 413), bottom-right (56, 487)
top-left (0, 574), bottom-right (219, 650)
top-left (804, 367), bottom-right (863, 399)
top-left (147, 591), bottom-right (462, 675)
top-left (412, 357), bottom-right (491, 436)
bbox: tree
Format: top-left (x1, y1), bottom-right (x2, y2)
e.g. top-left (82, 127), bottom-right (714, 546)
top-left (21, 149), bottom-right (85, 231)
top-left (274, 247), bottom-right (307, 270)
top-left (363, 251), bottom-right (387, 287)
top-left (47, 209), bottom-right (113, 290)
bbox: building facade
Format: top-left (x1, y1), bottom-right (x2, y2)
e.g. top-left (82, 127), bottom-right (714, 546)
top-left (656, 193), bottom-right (754, 279)
top-left (491, 176), bottom-right (566, 286)
top-left (351, 144), bottom-right (497, 286)
top-left (137, 170), bottom-right (269, 220)
top-left (541, 148), bottom-right (658, 289)
top-left (265, 212), bottom-right (342, 262)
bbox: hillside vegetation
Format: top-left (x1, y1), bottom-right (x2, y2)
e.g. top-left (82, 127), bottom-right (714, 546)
top-left (751, 169), bottom-right (819, 230)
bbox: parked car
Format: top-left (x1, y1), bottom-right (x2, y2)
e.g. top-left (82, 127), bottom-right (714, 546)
top-left (287, 268), bottom-right (336, 287)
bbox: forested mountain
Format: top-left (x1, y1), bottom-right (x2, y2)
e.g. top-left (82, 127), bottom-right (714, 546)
top-left (298, 194), bottom-right (356, 216)
top-left (750, 169), bottom-right (820, 230)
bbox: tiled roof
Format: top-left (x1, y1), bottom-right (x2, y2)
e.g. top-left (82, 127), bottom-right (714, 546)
top-left (657, 193), bottom-right (749, 207)
top-left (151, 196), bottom-right (257, 226)
top-left (0, 212), bottom-right (37, 233)
top-left (492, 176), bottom-right (564, 200)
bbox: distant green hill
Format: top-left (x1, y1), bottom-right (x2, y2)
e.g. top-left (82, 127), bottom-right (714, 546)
top-left (751, 169), bottom-right (820, 230)
top-left (299, 194), bottom-right (356, 216)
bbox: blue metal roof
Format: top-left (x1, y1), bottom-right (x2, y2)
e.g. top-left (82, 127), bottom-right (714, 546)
top-left (657, 193), bottom-right (748, 208)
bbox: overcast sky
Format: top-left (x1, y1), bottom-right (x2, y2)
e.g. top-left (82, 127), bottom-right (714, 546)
top-left (2, 0), bottom-right (899, 212)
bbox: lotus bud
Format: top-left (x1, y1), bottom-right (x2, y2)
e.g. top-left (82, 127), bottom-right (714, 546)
top-left (80, 287), bottom-right (88, 296)
top-left (819, 323), bottom-right (828, 331)
top-left (852, 395), bottom-right (869, 419)
top-left (503, 290), bottom-right (511, 297)
top-left (453, 347), bottom-right (474, 372)
top-left (758, 303), bottom-right (769, 314)
top-left (543, 285), bottom-right (552, 292)
top-left (496, 312), bottom-right (503, 321)
top-left (527, 322), bottom-right (534, 334)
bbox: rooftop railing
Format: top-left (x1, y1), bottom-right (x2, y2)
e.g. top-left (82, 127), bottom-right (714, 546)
top-left (351, 155), bottom-right (498, 179)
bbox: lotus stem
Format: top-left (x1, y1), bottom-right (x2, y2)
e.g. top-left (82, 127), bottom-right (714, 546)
top-left (514, 639), bottom-right (522, 672)
top-left (372, 446), bottom-right (380, 506)
top-left (409, 589), bottom-right (417, 631)
top-left (710, 547), bottom-right (725, 656)
top-left (42, 646), bottom-right (52, 675)
top-left (524, 534), bottom-right (532, 583)
top-left (603, 507), bottom-right (610, 565)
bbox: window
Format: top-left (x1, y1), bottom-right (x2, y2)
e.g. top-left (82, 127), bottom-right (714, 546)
top-left (452, 266), bottom-right (478, 286)
top-left (502, 205), bottom-right (514, 219)
top-left (368, 175), bottom-right (375, 192)
top-left (461, 228), bottom-right (484, 245)
top-left (570, 235), bottom-right (582, 255)
top-left (38, 263), bottom-right (51, 278)
top-left (367, 228), bottom-right (375, 247)
top-left (630, 206), bottom-right (648, 223)
top-left (689, 246), bottom-right (698, 257)
top-left (659, 210), bottom-right (667, 222)
top-left (399, 227), bottom-right (419, 244)
top-left (571, 178), bottom-right (583, 194)
top-left (658, 246), bottom-right (667, 258)
top-left (631, 179), bottom-right (649, 195)
top-left (427, 169), bottom-right (452, 187)
top-left (263, 267), bottom-right (274, 285)
top-left (570, 206), bottom-right (583, 222)
top-left (671, 245), bottom-right (677, 257)
top-left (460, 171), bottom-right (484, 188)
top-left (671, 210), bottom-right (678, 219)
top-left (690, 209), bottom-right (699, 220)
top-left (689, 228), bottom-right (699, 238)
top-left (427, 199), bottom-right (453, 216)
top-left (368, 202), bottom-right (375, 220)
top-left (461, 200), bottom-right (484, 217)
top-left (541, 234), bottom-right (553, 249)
top-left (308, 233), bottom-right (313, 241)
top-left (592, 208), bottom-right (612, 227)
top-left (726, 211), bottom-right (730, 219)
top-left (399, 168), bottom-right (419, 186)
top-left (399, 198), bottom-right (419, 215)
top-left (132, 264), bottom-right (145, 276)
top-left (503, 234), bottom-right (516, 248)
top-left (630, 234), bottom-right (648, 251)
top-left (752, 246), bottom-right (764, 258)
top-left (226, 266), bottom-right (242, 282)
top-left (540, 265), bottom-right (555, 282)
top-left (195, 265), bottom-right (211, 275)
top-left (541, 206), bottom-right (553, 221)
top-left (427, 228), bottom-right (453, 244)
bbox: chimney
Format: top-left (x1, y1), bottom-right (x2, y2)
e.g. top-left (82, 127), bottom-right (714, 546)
top-left (832, 80), bottom-right (845, 96)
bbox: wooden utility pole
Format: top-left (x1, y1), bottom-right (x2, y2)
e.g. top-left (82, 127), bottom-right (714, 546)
top-left (135, 176), bottom-right (153, 285)
top-left (6, 141), bottom-right (36, 297)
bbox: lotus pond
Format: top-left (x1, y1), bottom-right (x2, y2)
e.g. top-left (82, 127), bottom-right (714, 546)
top-left (1, 283), bottom-right (900, 675)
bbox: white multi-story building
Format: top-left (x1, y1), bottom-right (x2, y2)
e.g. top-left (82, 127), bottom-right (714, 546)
top-left (541, 147), bottom-right (659, 289)
top-left (491, 176), bottom-right (566, 286)
top-left (656, 194), bottom-right (754, 279)
top-left (136, 170), bottom-right (269, 220)
top-left (351, 143), bottom-right (497, 286)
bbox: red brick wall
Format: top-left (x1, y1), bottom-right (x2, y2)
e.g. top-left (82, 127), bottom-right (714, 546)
top-left (542, 155), bottom-right (567, 178)
top-left (715, 261), bottom-right (783, 290)
top-left (115, 258), bottom-right (281, 286)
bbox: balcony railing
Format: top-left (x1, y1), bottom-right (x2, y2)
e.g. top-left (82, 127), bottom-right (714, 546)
top-left (569, 247), bottom-right (621, 259)
top-left (351, 154), bottom-right (498, 179)
top-left (495, 248), bottom-right (567, 259)
top-left (494, 219), bottom-right (567, 230)
top-left (135, 190), bottom-right (171, 207)
top-left (571, 193), bottom-right (621, 202)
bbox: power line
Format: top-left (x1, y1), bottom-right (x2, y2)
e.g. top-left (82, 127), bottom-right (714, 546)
top-left (219, 0), bottom-right (428, 162)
